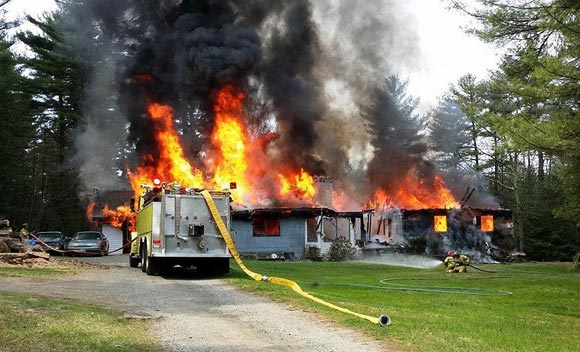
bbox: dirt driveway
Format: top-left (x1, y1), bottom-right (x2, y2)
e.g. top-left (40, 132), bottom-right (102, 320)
top-left (1, 255), bottom-right (390, 352)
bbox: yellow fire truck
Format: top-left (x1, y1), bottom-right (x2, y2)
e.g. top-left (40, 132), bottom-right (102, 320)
top-left (130, 180), bottom-right (231, 275)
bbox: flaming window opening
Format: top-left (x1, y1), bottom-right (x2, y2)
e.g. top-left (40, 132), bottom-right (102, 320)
top-left (434, 215), bottom-right (447, 232)
top-left (481, 215), bottom-right (494, 232)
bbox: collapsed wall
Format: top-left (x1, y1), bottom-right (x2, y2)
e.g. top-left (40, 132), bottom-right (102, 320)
top-left (365, 207), bottom-right (515, 261)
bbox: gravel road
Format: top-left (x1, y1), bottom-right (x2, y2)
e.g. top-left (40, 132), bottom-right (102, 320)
top-left (1, 254), bottom-right (391, 352)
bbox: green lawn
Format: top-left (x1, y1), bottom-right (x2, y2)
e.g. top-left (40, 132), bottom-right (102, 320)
top-left (0, 293), bottom-right (158, 352)
top-left (225, 260), bottom-right (580, 352)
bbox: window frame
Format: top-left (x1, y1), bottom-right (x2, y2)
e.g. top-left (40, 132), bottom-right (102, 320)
top-left (252, 216), bottom-right (281, 237)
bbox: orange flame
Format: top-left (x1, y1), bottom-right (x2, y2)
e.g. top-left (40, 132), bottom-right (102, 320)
top-left (102, 205), bottom-right (135, 229)
top-left (278, 168), bottom-right (316, 200)
top-left (210, 85), bottom-right (250, 200)
top-left (128, 102), bottom-right (204, 201)
top-left (120, 84), bottom-right (318, 208)
top-left (87, 202), bottom-right (135, 231)
top-left (208, 85), bottom-right (317, 205)
top-left (95, 83), bottom-right (462, 227)
top-left (367, 173), bottom-right (458, 210)
top-left (86, 202), bottom-right (95, 220)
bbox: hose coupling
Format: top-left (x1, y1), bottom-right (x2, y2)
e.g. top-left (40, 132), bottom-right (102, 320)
top-left (379, 314), bottom-right (391, 327)
top-left (261, 275), bottom-right (270, 281)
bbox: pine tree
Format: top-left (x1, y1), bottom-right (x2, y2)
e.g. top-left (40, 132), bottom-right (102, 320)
top-left (0, 33), bottom-right (35, 226)
top-left (453, 0), bottom-right (580, 227)
top-left (16, 12), bottom-right (86, 233)
top-left (427, 99), bottom-right (471, 170)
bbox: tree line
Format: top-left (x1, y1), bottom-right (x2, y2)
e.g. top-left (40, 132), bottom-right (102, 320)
top-left (0, 0), bottom-right (577, 260)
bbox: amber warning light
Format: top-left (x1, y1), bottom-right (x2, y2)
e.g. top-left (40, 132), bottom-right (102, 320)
top-left (230, 182), bottom-right (237, 189)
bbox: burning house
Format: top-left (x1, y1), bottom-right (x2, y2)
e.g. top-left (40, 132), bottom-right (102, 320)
top-left (70, 0), bottom-right (514, 262)
top-left (230, 176), bottom-right (514, 260)
top-left (229, 176), bottom-right (364, 259)
top-left (231, 207), bottom-right (364, 260)
top-left (365, 206), bottom-right (514, 260)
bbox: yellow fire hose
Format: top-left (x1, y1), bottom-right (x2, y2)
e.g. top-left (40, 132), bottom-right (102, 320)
top-left (201, 190), bottom-right (391, 327)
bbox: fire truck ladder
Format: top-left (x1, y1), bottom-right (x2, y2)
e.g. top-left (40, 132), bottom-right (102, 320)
top-left (200, 190), bottom-right (391, 327)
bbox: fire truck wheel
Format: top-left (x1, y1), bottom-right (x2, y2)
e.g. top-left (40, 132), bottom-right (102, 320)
top-left (129, 254), bottom-right (140, 268)
top-left (214, 258), bottom-right (230, 275)
top-left (140, 243), bottom-right (147, 273)
top-left (145, 255), bottom-right (160, 276)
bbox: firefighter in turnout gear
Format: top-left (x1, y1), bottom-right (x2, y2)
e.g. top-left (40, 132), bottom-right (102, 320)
top-left (444, 251), bottom-right (470, 273)
top-left (443, 251), bottom-right (454, 266)
top-left (20, 223), bottom-right (29, 242)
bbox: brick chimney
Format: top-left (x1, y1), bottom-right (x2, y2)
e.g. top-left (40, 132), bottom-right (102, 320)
top-left (314, 176), bottom-right (333, 208)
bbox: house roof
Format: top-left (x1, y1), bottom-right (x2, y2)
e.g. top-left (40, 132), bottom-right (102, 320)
top-left (232, 207), bottom-right (363, 220)
top-left (96, 190), bottom-right (134, 208)
top-left (400, 207), bottom-right (512, 217)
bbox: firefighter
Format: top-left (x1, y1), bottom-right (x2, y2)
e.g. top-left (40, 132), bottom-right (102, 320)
top-left (444, 251), bottom-right (470, 273)
top-left (20, 223), bottom-right (29, 243)
top-left (443, 251), bottom-right (455, 272)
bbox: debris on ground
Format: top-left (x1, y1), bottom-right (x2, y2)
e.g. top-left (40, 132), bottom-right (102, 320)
top-left (0, 251), bottom-right (50, 266)
top-left (0, 218), bottom-right (55, 267)
top-left (0, 240), bottom-right (52, 267)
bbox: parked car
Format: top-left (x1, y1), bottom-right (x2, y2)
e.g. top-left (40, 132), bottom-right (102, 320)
top-left (67, 231), bottom-right (109, 256)
top-left (35, 231), bottom-right (66, 253)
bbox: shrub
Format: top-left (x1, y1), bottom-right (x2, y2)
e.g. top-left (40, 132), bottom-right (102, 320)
top-left (304, 245), bottom-right (322, 261)
top-left (326, 237), bottom-right (355, 261)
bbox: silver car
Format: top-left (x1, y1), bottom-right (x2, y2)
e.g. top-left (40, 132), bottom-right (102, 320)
top-left (67, 231), bottom-right (109, 256)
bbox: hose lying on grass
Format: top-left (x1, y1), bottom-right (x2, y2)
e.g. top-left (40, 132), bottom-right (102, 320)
top-left (201, 190), bottom-right (391, 327)
top-left (299, 277), bottom-right (514, 297)
top-left (298, 263), bottom-right (580, 298)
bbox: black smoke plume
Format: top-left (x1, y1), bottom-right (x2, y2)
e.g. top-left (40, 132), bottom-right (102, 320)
top-left (67, 0), bottom-right (485, 209)
top-left (71, 0), bottom-right (333, 178)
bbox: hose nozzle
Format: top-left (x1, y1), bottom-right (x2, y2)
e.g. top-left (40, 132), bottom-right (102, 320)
top-left (378, 314), bottom-right (391, 327)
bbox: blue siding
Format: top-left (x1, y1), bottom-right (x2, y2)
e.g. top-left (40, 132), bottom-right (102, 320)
top-left (231, 218), bottom-right (306, 258)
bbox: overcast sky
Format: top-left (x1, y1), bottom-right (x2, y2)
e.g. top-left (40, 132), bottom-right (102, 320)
top-left (4, 0), bottom-right (499, 112)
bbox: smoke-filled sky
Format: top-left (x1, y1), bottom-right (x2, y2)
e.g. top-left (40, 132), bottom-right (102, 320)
top-left (4, 0), bottom-right (501, 209)
top-left (5, 0), bottom-right (499, 111)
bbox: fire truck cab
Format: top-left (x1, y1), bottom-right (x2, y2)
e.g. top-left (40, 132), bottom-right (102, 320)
top-left (130, 181), bottom-right (231, 275)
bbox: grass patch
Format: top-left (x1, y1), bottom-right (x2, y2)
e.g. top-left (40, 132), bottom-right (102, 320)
top-left (225, 260), bottom-right (580, 352)
top-left (0, 266), bottom-right (73, 277)
top-left (0, 292), bottom-right (158, 352)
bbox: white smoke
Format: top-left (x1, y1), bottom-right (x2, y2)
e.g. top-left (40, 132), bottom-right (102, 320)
top-left (352, 251), bottom-right (442, 269)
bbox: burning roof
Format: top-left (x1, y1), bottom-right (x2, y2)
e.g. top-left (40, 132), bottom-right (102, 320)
top-left (86, 190), bottom-right (134, 229)
top-left (232, 206), bottom-right (363, 220)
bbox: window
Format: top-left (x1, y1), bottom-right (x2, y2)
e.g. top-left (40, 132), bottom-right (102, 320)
top-left (252, 217), bottom-right (280, 237)
top-left (434, 215), bottom-right (447, 232)
top-left (306, 218), bottom-right (318, 242)
top-left (481, 215), bottom-right (494, 232)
